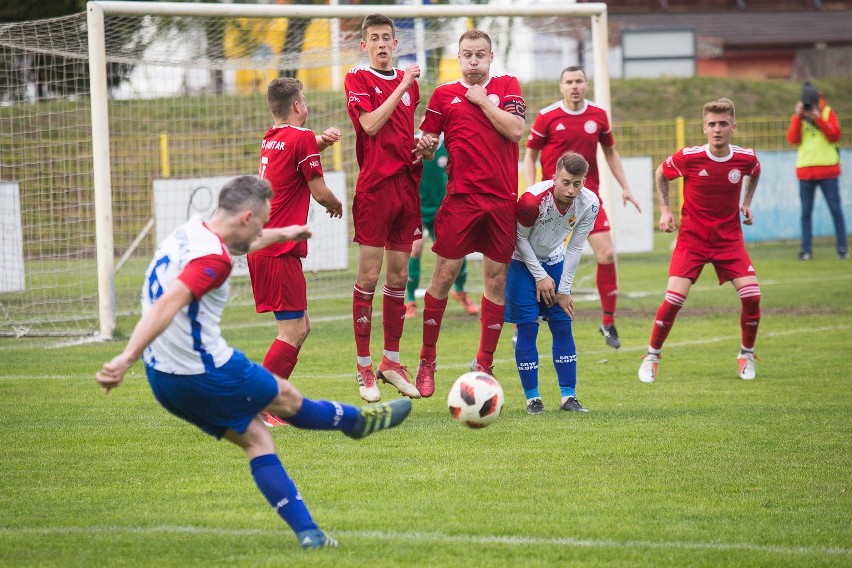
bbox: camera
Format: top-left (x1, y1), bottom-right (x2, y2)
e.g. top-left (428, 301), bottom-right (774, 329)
top-left (803, 102), bottom-right (812, 111)
top-left (801, 81), bottom-right (819, 115)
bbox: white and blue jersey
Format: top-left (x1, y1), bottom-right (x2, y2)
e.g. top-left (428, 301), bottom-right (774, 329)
top-left (141, 217), bottom-right (234, 375)
top-left (505, 181), bottom-right (598, 323)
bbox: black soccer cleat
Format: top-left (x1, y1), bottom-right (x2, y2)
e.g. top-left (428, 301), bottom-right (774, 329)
top-left (345, 398), bottom-right (412, 440)
top-left (526, 398), bottom-right (545, 415)
top-left (599, 323), bottom-right (621, 349)
top-left (560, 396), bottom-right (589, 413)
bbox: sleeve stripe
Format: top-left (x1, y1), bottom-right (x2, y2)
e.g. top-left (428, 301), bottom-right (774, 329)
top-left (297, 153), bottom-right (320, 167)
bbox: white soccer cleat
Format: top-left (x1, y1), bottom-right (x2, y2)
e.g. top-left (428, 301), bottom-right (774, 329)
top-left (638, 353), bottom-right (660, 383)
top-left (737, 351), bottom-right (757, 380)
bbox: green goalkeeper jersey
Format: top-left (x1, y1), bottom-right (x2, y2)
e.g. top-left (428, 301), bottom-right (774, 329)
top-left (419, 141), bottom-right (448, 224)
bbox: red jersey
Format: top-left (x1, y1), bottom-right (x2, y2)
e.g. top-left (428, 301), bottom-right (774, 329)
top-left (526, 100), bottom-right (614, 192)
top-left (661, 144), bottom-right (761, 251)
top-left (254, 123), bottom-right (323, 258)
top-left (420, 74), bottom-right (525, 201)
top-left (345, 66), bottom-right (421, 192)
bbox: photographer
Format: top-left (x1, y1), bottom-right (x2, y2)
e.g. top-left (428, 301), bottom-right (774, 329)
top-left (787, 81), bottom-right (846, 260)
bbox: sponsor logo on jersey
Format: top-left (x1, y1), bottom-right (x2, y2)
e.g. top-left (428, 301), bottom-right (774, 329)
top-left (451, 96), bottom-right (462, 104)
top-left (309, 160), bottom-right (319, 168)
top-left (584, 120), bottom-right (597, 134)
top-left (487, 94), bottom-right (500, 106)
top-left (349, 95), bottom-right (360, 104)
top-left (437, 155), bottom-right (448, 168)
top-left (567, 214), bottom-right (576, 228)
top-left (413, 227), bottom-right (422, 236)
top-left (375, 86), bottom-right (382, 94)
top-left (402, 92), bottom-right (411, 106)
top-left (747, 264), bottom-right (754, 272)
top-left (555, 123), bottom-right (566, 131)
top-left (699, 169), bottom-right (709, 176)
top-left (728, 169), bottom-right (742, 183)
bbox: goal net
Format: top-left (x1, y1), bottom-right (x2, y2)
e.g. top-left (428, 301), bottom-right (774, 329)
top-left (0, 2), bottom-right (609, 337)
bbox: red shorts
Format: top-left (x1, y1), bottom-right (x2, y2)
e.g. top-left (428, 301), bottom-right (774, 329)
top-left (669, 244), bottom-right (757, 285)
top-left (247, 253), bottom-right (307, 313)
top-left (432, 193), bottom-right (516, 263)
top-left (352, 175), bottom-right (421, 252)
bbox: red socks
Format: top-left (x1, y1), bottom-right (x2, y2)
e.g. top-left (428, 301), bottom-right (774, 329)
top-left (420, 292), bottom-right (447, 361)
top-left (382, 285), bottom-right (406, 353)
top-left (476, 296), bottom-right (505, 368)
top-left (353, 285), bottom-right (374, 359)
top-left (263, 339), bottom-right (300, 380)
top-left (597, 262), bottom-right (618, 326)
top-left (649, 291), bottom-right (686, 351)
top-left (738, 284), bottom-right (761, 350)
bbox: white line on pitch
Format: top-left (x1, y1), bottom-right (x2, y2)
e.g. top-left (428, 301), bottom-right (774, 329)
top-left (0, 526), bottom-right (847, 557)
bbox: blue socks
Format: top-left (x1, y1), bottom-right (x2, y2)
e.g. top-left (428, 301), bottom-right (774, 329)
top-left (514, 322), bottom-right (540, 400)
top-left (250, 454), bottom-right (316, 534)
top-left (287, 398), bottom-right (359, 433)
top-left (548, 319), bottom-right (577, 398)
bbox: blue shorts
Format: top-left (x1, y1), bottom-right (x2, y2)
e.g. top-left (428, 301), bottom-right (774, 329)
top-left (146, 350), bottom-right (279, 439)
top-left (504, 259), bottom-right (572, 324)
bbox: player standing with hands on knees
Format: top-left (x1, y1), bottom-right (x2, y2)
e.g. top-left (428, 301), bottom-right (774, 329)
top-left (96, 176), bottom-right (412, 550)
top-left (506, 152), bottom-right (598, 414)
top-left (249, 77), bottom-right (343, 427)
top-left (414, 29), bottom-right (526, 397)
top-left (345, 13), bottom-right (437, 403)
top-left (524, 66), bottom-right (640, 349)
top-left (638, 99), bottom-right (763, 383)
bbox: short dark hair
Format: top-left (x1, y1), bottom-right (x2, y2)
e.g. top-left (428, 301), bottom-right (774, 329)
top-left (361, 14), bottom-right (395, 39)
top-left (459, 29), bottom-right (492, 50)
top-left (218, 176), bottom-right (272, 214)
top-left (560, 66), bottom-right (586, 80)
top-left (267, 77), bottom-right (303, 120)
top-left (555, 152), bottom-right (589, 178)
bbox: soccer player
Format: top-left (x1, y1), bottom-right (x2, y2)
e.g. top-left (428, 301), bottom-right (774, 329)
top-left (414, 29), bottom-right (526, 397)
top-left (405, 136), bottom-right (479, 319)
top-left (507, 152), bottom-right (598, 414)
top-left (96, 176), bottom-right (412, 549)
top-left (524, 66), bottom-right (641, 349)
top-left (344, 14), bottom-right (436, 403)
top-left (249, 77), bottom-right (343, 427)
top-left (638, 98), bottom-right (762, 383)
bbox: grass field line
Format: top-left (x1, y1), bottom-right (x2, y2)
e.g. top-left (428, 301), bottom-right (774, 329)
top-left (1, 323), bottom-right (849, 382)
top-left (0, 526), bottom-right (848, 557)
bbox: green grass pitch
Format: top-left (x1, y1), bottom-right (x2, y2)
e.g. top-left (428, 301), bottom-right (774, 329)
top-left (1, 236), bottom-right (850, 567)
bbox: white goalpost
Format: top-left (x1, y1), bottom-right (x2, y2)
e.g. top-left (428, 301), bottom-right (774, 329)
top-left (0, 1), bottom-right (610, 338)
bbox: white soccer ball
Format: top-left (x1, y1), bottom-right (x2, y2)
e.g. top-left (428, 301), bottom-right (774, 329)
top-left (447, 371), bottom-right (504, 428)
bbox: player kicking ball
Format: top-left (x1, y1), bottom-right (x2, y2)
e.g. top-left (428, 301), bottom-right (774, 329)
top-left (505, 152), bottom-right (598, 414)
top-left (96, 176), bottom-right (412, 549)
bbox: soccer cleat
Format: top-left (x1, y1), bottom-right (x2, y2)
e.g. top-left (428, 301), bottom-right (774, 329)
top-left (415, 358), bottom-right (436, 398)
top-left (469, 357), bottom-right (496, 378)
top-left (356, 366), bottom-right (381, 403)
top-left (345, 398), bottom-right (413, 440)
top-left (296, 528), bottom-right (338, 549)
top-left (560, 396), bottom-right (589, 412)
top-left (840, 251), bottom-right (849, 260)
top-left (638, 352), bottom-right (660, 383)
top-left (260, 412), bottom-right (288, 427)
top-left (526, 398), bottom-right (545, 414)
top-left (599, 323), bottom-right (621, 349)
top-left (798, 251), bottom-right (812, 261)
top-left (451, 290), bottom-right (480, 315)
top-left (404, 301), bottom-right (417, 319)
top-left (377, 361), bottom-right (421, 399)
top-left (737, 351), bottom-right (758, 380)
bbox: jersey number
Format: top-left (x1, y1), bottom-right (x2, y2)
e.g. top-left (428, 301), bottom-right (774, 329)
top-left (146, 255), bottom-right (171, 302)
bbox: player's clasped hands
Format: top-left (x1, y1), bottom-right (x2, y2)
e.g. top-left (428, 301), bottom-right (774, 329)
top-left (412, 133), bottom-right (438, 164)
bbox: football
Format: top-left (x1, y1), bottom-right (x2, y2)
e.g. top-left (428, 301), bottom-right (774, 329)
top-left (447, 371), bottom-right (504, 428)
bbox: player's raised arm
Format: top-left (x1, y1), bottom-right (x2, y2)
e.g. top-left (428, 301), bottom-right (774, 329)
top-left (248, 224), bottom-right (312, 254)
